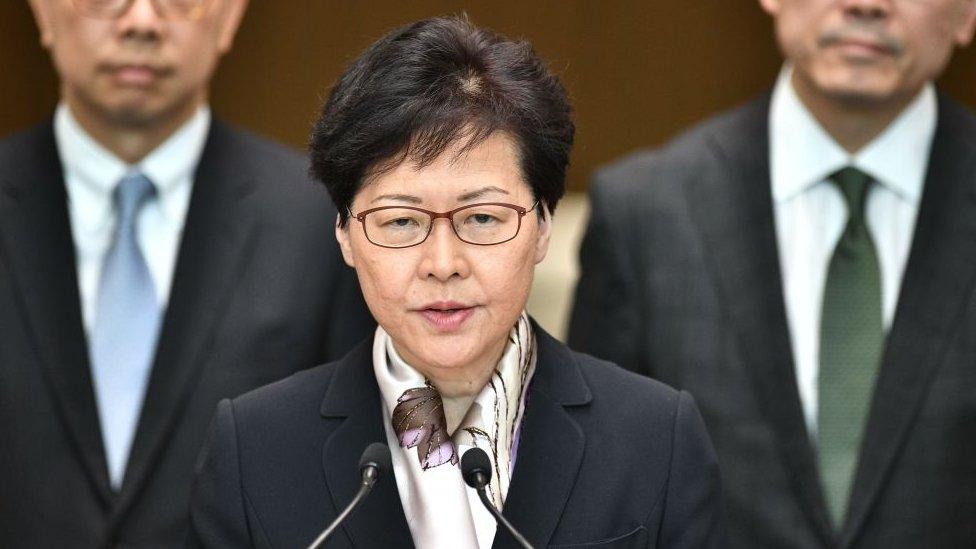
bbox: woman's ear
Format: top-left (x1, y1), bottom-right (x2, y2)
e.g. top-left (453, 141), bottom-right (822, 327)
top-left (533, 206), bottom-right (552, 264)
top-left (335, 214), bottom-right (356, 268)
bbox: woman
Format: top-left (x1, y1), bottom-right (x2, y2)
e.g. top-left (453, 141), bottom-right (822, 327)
top-left (188, 16), bottom-right (724, 548)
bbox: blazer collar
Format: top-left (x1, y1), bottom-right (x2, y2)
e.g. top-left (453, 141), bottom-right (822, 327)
top-left (496, 324), bottom-right (589, 548)
top-left (0, 120), bottom-right (115, 505)
top-left (318, 323), bottom-right (592, 548)
top-left (688, 94), bottom-right (837, 545)
top-left (841, 93), bottom-right (976, 547)
top-left (319, 339), bottom-right (414, 548)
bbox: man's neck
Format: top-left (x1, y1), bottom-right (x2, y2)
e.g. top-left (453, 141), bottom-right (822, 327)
top-left (790, 70), bottom-right (920, 154)
top-left (64, 94), bottom-right (203, 164)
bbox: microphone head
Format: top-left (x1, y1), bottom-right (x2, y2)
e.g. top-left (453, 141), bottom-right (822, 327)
top-left (359, 442), bottom-right (392, 478)
top-left (461, 447), bottom-right (493, 489)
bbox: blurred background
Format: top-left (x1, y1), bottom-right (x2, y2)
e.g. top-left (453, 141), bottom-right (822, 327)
top-left (5, 0), bottom-right (976, 337)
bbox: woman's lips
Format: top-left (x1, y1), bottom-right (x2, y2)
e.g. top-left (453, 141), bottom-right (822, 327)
top-left (416, 303), bottom-right (476, 332)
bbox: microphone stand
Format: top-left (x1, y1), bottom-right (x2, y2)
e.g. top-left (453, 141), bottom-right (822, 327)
top-left (307, 443), bottom-right (388, 549)
top-left (472, 479), bottom-right (534, 549)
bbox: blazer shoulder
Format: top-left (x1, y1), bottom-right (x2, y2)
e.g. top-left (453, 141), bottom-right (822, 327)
top-left (209, 119), bottom-right (337, 216)
top-left (937, 92), bottom-right (976, 145)
top-left (571, 349), bottom-right (683, 420)
top-left (0, 121), bottom-right (56, 166)
top-left (591, 95), bottom-right (770, 198)
top-left (209, 120), bottom-right (308, 181)
top-left (228, 361), bottom-right (338, 428)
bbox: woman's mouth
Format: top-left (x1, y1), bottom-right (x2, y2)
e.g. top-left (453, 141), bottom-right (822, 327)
top-left (417, 302), bottom-right (476, 332)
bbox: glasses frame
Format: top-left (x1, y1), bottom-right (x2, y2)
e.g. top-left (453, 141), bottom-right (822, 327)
top-left (351, 201), bottom-right (541, 249)
top-left (70, 0), bottom-right (213, 20)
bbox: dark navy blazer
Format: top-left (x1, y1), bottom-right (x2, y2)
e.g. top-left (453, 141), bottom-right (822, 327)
top-left (187, 325), bottom-right (726, 548)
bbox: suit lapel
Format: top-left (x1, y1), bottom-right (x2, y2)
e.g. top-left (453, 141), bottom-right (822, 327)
top-left (320, 342), bottom-right (413, 548)
top-left (494, 327), bottom-right (590, 549)
top-left (685, 97), bottom-right (835, 544)
top-left (841, 95), bottom-right (976, 546)
top-left (315, 327), bottom-right (590, 549)
top-left (108, 121), bottom-right (261, 525)
top-left (0, 122), bottom-right (114, 505)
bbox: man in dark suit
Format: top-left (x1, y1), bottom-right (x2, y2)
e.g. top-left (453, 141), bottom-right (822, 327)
top-left (570, 0), bottom-right (976, 547)
top-left (0, 1), bottom-right (373, 546)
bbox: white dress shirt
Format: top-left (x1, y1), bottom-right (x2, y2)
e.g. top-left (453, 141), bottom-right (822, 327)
top-left (54, 103), bottom-right (211, 336)
top-left (768, 67), bottom-right (935, 435)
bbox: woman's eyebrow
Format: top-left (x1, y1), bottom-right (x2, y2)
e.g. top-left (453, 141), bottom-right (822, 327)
top-left (457, 186), bottom-right (510, 201)
top-left (371, 193), bottom-right (423, 204)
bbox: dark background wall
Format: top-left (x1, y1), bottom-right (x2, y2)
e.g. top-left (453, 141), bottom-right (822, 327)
top-left (4, 1), bottom-right (976, 191)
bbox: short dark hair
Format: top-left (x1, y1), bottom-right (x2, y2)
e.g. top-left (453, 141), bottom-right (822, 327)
top-left (309, 16), bottom-right (574, 223)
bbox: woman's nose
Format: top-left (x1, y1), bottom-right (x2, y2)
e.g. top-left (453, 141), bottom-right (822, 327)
top-left (417, 219), bottom-right (470, 281)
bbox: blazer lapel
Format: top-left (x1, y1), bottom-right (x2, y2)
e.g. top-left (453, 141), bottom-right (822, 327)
top-left (685, 96), bottom-right (835, 544)
top-left (108, 121), bottom-right (261, 525)
top-left (320, 343), bottom-right (413, 548)
top-left (495, 327), bottom-right (590, 549)
top-left (841, 95), bottom-right (976, 547)
top-left (0, 122), bottom-right (114, 505)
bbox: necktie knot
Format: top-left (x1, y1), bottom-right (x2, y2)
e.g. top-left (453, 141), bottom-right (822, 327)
top-left (114, 173), bottom-right (156, 224)
top-left (830, 167), bottom-right (872, 229)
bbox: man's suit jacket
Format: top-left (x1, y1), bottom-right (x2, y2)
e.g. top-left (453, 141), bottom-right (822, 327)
top-left (0, 119), bottom-right (375, 547)
top-left (568, 94), bottom-right (976, 548)
top-left (186, 324), bottom-right (726, 548)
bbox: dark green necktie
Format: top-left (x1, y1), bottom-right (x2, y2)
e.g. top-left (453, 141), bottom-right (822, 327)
top-left (818, 167), bottom-right (884, 530)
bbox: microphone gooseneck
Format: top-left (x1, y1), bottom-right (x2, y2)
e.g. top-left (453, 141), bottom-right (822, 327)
top-left (307, 442), bottom-right (391, 549)
top-left (461, 448), bottom-right (535, 549)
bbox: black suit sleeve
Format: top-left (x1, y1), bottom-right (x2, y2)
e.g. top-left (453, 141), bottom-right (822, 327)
top-left (567, 175), bottom-right (644, 374)
top-left (657, 391), bottom-right (726, 548)
top-left (186, 400), bottom-right (256, 548)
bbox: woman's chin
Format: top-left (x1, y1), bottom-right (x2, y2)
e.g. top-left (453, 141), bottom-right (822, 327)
top-left (410, 343), bottom-right (481, 373)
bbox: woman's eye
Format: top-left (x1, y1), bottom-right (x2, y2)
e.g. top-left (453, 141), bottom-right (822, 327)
top-left (382, 217), bottom-right (418, 229)
top-left (469, 213), bottom-right (497, 225)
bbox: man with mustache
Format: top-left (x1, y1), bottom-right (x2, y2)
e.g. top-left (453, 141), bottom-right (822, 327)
top-left (570, 0), bottom-right (976, 547)
top-left (0, 1), bottom-right (372, 546)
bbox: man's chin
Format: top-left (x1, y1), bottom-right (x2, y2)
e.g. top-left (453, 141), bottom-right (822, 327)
top-left (813, 71), bottom-right (905, 109)
top-left (89, 89), bottom-right (196, 129)
top-left (101, 102), bottom-right (169, 128)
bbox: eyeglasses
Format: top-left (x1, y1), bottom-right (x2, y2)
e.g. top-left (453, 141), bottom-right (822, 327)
top-left (71, 0), bottom-right (212, 20)
top-left (350, 201), bottom-right (540, 249)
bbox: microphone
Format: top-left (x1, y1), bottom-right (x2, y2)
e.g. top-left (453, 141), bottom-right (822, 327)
top-left (307, 442), bottom-right (392, 549)
top-left (461, 448), bottom-right (535, 549)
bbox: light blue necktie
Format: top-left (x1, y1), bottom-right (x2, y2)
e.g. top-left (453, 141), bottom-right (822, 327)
top-left (90, 172), bottom-right (162, 490)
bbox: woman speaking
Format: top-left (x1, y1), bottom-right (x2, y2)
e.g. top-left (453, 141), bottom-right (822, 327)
top-left (188, 16), bottom-right (724, 548)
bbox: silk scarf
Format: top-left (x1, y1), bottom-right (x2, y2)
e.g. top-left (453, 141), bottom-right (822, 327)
top-left (373, 312), bottom-right (537, 548)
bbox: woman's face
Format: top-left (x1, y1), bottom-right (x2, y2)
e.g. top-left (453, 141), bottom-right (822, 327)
top-left (337, 133), bottom-right (551, 388)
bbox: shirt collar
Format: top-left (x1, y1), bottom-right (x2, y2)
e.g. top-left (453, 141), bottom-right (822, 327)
top-left (856, 84), bottom-right (935, 202)
top-left (54, 103), bottom-right (128, 198)
top-left (769, 65), bottom-right (935, 204)
top-left (139, 106), bottom-right (211, 206)
top-left (54, 103), bottom-right (211, 213)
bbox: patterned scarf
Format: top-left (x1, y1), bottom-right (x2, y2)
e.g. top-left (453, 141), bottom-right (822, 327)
top-left (374, 312), bottom-right (536, 509)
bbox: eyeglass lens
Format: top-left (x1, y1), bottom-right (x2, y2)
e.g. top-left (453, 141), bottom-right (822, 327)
top-left (363, 204), bottom-right (523, 248)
